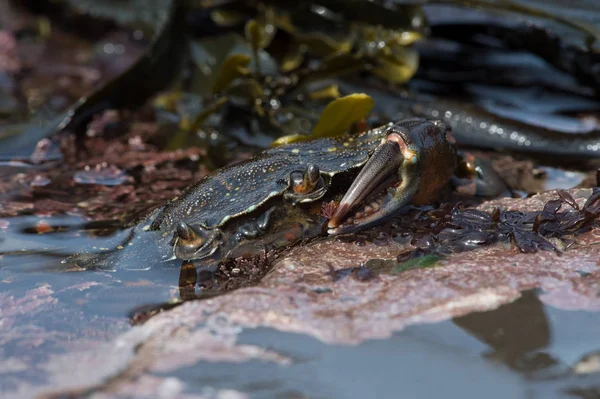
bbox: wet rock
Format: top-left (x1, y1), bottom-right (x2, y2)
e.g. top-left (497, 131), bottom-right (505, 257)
top-left (29, 175), bottom-right (51, 187)
top-left (31, 138), bottom-right (62, 165)
top-left (11, 188), bottom-right (600, 397)
top-left (74, 163), bottom-right (129, 186)
top-left (0, 107), bottom-right (209, 222)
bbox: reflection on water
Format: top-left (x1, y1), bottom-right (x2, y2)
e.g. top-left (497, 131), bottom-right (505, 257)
top-left (453, 290), bottom-right (557, 374)
top-left (165, 293), bottom-right (600, 399)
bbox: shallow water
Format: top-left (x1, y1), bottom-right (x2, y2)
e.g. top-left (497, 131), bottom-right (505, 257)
top-left (0, 215), bottom-right (179, 381)
top-left (0, 220), bottom-right (181, 308)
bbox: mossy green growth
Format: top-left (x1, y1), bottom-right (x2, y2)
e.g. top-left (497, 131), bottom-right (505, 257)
top-left (392, 254), bottom-right (442, 274)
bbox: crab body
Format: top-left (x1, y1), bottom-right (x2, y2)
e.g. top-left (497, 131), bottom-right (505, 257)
top-left (67, 123), bottom-right (391, 270)
top-left (67, 119), bottom-right (469, 271)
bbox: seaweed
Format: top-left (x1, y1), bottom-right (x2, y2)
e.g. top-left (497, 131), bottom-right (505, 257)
top-left (6, 0), bottom-right (600, 163)
top-left (393, 189), bottom-right (600, 261)
top-left (428, 16), bottom-right (600, 91)
top-left (156, 0), bottom-right (425, 149)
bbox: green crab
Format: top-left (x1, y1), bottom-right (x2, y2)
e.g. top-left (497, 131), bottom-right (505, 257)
top-left (67, 118), bottom-right (499, 271)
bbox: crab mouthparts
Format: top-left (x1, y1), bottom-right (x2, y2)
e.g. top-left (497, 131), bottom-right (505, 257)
top-left (327, 136), bottom-right (405, 234)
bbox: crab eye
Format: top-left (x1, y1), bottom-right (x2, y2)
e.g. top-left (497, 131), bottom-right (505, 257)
top-left (285, 164), bottom-right (327, 204)
top-left (291, 164), bottom-right (320, 194)
top-left (177, 222), bottom-right (202, 242)
top-left (174, 222), bottom-right (220, 260)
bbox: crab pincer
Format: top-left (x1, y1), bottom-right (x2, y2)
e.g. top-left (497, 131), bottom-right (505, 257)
top-left (327, 119), bottom-right (457, 235)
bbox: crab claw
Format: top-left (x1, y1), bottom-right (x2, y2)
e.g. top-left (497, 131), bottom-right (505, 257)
top-left (174, 222), bottom-right (221, 260)
top-left (327, 132), bottom-right (408, 234)
top-left (327, 119), bottom-right (457, 235)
